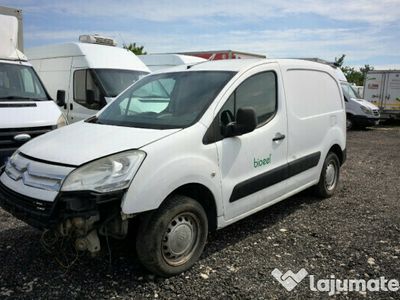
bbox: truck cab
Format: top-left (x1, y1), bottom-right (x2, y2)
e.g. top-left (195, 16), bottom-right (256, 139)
top-left (0, 11), bottom-right (65, 166)
top-left (26, 35), bottom-right (151, 124)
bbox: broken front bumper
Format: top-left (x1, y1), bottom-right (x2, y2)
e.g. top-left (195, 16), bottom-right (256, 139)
top-left (0, 179), bottom-right (125, 230)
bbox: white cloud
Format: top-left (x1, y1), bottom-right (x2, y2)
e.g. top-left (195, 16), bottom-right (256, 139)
top-left (25, 26), bottom-right (396, 65)
top-left (23, 0), bottom-right (400, 25)
top-left (20, 0), bottom-right (400, 66)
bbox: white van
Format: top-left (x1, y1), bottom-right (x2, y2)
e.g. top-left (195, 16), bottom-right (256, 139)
top-left (335, 69), bottom-right (380, 129)
top-left (0, 13), bottom-right (65, 166)
top-left (0, 59), bottom-right (346, 276)
top-left (138, 54), bottom-right (207, 71)
top-left (26, 35), bottom-right (150, 123)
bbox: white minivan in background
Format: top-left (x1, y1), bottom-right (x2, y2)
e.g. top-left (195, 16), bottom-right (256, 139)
top-left (26, 35), bottom-right (150, 123)
top-left (331, 68), bottom-right (380, 130)
top-left (0, 13), bottom-right (65, 166)
top-left (0, 59), bottom-right (346, 276)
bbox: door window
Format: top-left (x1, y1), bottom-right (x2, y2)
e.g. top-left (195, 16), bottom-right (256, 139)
top-left (73, 69), bottom-right (105, 110)
top-left (219, 71), bottom-right (277, 127)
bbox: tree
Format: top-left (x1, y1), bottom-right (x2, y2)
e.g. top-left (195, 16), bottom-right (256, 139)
top-left (360, 64), bottom-right (374, 77)
top-left (123, 43), bottom-right (147, 55)
top-left (334, 54), bottom-right (346, 67)
top-left (334, 55), bottom-right (374, 86)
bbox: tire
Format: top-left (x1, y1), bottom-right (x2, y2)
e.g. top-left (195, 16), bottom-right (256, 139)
top-left (136, 195), bottom-right (208, 277)
top-left (346, 115), bottom-right (353, 130)
top-left (314, 152), bottom-right (340, 198)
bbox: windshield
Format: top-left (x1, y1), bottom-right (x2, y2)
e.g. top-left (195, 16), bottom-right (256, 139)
top-left (96, 71), bottom-right (236, 129)
top-left (93, 69), bottom-right (149, 97)
top-left (341, 82), bottom-right (360, 99)
top-left (0, 63), bottom-right (48, 100)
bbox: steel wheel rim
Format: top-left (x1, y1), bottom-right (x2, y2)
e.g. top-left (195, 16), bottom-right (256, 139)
top-left (161, 212), bottom-right (200, 266)
top-left (325, 161), bottom-right (337, 191)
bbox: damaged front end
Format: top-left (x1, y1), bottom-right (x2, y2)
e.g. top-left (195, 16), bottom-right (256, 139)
top-left (0, 181), bottom-right (130, 254)
top-left (0, 150), bottom-right (145, 255)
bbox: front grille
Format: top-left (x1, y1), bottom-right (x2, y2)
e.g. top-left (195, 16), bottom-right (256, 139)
top-left (0, 180), bottom-right (56, 229)
top-left (0, 126), bottom-right (54, 152)
top-left (372, 109), bottom-right (380, 117)
top-left (0, 181), bottom-right (54, 215)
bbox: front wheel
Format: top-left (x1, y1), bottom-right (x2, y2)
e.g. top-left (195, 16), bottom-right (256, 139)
top-left (136, 195), bottom-right (208, 277)
top-left (346, 116), bottom-right (353, 130)
top-left (314, 152), bottom-right (340, 198)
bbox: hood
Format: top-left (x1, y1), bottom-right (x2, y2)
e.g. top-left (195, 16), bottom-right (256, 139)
top-left (0, 101), bottom-right (62, 128)
top-left (352, 98), bottom-right (379, 110)
top-left (18, 121), bottom-right (181, 166)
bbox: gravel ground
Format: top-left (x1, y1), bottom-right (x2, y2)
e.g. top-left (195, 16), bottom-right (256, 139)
top-left (0, 126), bottom-right (399, 300)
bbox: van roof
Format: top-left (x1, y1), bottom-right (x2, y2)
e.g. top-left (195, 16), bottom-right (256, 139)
top-left (153, 58), bottom-right (337, 73)
top-left (139, 54), bottom-right (206, 67)
top-left (25, 43), bottom-right (150, 72)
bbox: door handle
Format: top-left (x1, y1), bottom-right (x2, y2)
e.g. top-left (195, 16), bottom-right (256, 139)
top-left (273, 133), bottom-right (286, 142)
top-left (70, 103), bottom-right (73, 110)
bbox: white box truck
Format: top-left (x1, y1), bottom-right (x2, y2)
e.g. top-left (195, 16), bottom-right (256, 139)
top-left (364, 70), bottom-right (400, 119)
top-left (0, 59), bottom-right (346, 276)
top-left (26, 35), bottom-right (150, 123)
top-left (0, 7), bottom-right (65, 166)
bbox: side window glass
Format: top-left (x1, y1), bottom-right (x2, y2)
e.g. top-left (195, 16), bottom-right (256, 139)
top-left (235, 72), bottom-right (277, 124)
top-left (219, 93), bottom-right (235, 127)
top-left (74, 70), bottom-right (86, 102)
top-left (74, 69), bottom-right (104, 110)
top-left (219, 71), bottom-right (277, 128)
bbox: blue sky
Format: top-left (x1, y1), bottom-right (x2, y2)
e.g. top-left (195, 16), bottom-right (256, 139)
top-left (2, 0), bottom-right (400, 69)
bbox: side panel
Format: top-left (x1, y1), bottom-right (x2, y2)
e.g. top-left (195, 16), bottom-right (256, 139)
top-left (383, 72), bottom-right (400, 112)
top-left (281, 67), bottom-right (346, 189)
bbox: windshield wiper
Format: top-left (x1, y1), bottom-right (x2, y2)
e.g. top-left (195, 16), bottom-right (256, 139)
top-left (0, 96), bottom-right (47, 101)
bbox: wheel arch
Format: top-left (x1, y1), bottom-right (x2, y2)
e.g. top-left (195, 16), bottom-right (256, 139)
top-left (328, 144), bottom-right (345, 165)
top-left (165, 183), bottom-right (218, 231)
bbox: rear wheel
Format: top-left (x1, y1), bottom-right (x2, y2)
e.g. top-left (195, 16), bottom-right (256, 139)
top-left (136, 195), bottom-right (208, 277)
top-left (314, 152), bottom-right (340, 198)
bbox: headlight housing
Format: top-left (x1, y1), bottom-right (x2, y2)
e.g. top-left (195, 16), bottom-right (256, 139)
top-left (57, 115), bottom-right (67, 128)
top-left (61, 150), bottom-right (146, 193)
top-left (361, 106), bottom-right (372, 115)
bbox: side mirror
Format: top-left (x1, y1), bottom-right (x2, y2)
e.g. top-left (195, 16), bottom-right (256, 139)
top-left (222, 107), bottom-right (257, 137)
top-left (86, 90), bottom-right (95, 105)
top-left (56, 90), bottom-right (66, 107)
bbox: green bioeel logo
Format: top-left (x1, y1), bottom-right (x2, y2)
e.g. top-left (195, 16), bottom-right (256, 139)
top-left (254, 154), bottom-right (272, 168)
